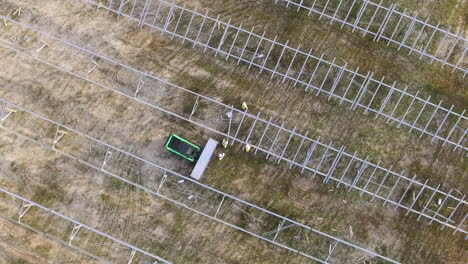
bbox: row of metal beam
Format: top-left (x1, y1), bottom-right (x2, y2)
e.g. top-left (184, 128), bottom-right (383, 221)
top-left (274, 0), bottom-right (467, 75)
top-left (0, 14), bottom-right (465, 239)
top-left (0, 187), bottom-right (171, 264)
top-left (90, 0), bottom-right (467, 153)
top-left (0, 97), bottom-right (400, 263)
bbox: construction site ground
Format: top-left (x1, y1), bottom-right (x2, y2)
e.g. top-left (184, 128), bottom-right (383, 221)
top-left (0, 0), bottom-right (467, 263)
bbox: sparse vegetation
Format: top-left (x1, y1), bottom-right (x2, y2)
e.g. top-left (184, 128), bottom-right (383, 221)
top-left (0, 0), bottom-right (466, 263)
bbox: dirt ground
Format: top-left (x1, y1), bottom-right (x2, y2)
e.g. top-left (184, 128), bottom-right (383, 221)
top-left (0, 216), bottom-right (100, 264)
top-left (0, 132), bottom-right (312, 264)
top-left (0, 0), bottom-right (467, 263)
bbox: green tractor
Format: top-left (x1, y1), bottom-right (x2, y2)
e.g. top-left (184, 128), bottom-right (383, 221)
top-left (164, 133), bottom-right (201, 162)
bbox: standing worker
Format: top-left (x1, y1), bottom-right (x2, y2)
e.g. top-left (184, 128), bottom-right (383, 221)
top-left (244, 144), bottom-right (251, 152)
top-left (218, 153), bottom-right (225, 160)
top-left (222, 138), bottom-right (229, 148)
top-left (241, 102), bottom-right (248, 110)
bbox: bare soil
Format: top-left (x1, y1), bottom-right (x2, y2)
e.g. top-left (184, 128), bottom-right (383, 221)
top-left (0, 0), bottom-right (466, 263)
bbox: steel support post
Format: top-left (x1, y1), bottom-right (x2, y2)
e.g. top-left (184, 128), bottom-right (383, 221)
top-left (245, 112), bottom-right (261, 144)
top-left (418, 184), bottom-right (440, 221)
top-left (301, 137), bottom-right (320, 173)
top-left (69, 223), bottom-right (82, 246)
top-left (237, 26), bottom-right (255, 65)
top-left (409, 16), bottom-right (430, 54)
top-left (330, 0), bottom-right (343, 25)
top-left (157, 172), bottom-right (167, 194)
top-left (316, 58), bottom-right (336, 96)
top-left (419, 22), bottom-right (440, 59)
top-left (249, 31), bottom-right (266, 69)
top-left (363, 0), bottom-right (382, 37)
top-left (442, 110), bottom-right (465, 146)
top-left (18, 201), bottom-right (33, 223)
top-left (325, 241), bottom-right (339, 262)
top-left (386, 86), bottom-right (408, 124)
top-left (319, 0), bottom-right (330, 20)
top-left (312, 141), bottom-right (333, 178)
top-left (429, 189), bottom-right (453, 225)
top-left (442, 32), bottom-right (462, 68)
top-left (107, 0), bottom-right (115, 15)
top-left (189, 96), bottom-right (199, 120)
top-left (397, 91), bottom-right (419, 128)
top-left (278, 127), bottom-right (295, 164)
top-left (360, 160), bottom-right (381, 197)
top-left (255, 117), bottom-right (272, 154)
top-left (134, 73), bottom-right (145, 98)
top-left (127, 249), bottom-right (137, 264)
top-left (305, 53), bottom-right (324, 92)
top-left (272, 219), bottom-right (286, 242)
top-left (441, 195), bottom-right (465, 230)
top-left (375, 81), bottom-right (396, 119)
top-left (351, 72), bottom-right (373, 110)
top-left (215, 19), bottom-right (231, 57)
top-left (387, 9), bottom-right (407, 46)
top-left (266, 122), bottom-right (285, 160)
top-left (383, 173), bottom-right (403, 206)
top-left (328, 63), bottom-right (347, 100)
top-left (193, 11), bottom-right (209, 48)
top-left (394, 175), bottom-right (417, 211)
top-left (336, 151), bottom-right (357, 188)
top-left (283, 44), bottom-right (301, 82)
top-left (117, 0), bottom-right (126, 17)
top-left (0, 104), bottom-right (16, 125)
top-left (398, 13), bottom-right (418, 50)
top-left (431, 26), bottom-right (452, 64)
top-left (353, 1), bottom-right (369, 33)
top-left (227, 22), bottom-right (243, 60)
top-left (349, 156), bottom-right (369, 191)
top-left (232, 109), bottom-right (248, 145)
top-left (371, 165), bottom-right (393, 202)
top-left (364, 76), bottom-right (384, 114)
top-left (162, 1), bottom-right (175, 36)
top-left (419, 100), bottom-right (443, 138)
top-left (227, 105), bottom-right (234, 138)
top-left (409, 95), bottom-right (431, 132)
top-left (101, 146), bottom-right (113, 171)
top-left (342, 0), bottom-right (358, 29)
top-left (452, 47), bottom-right (467, 73)
top-left (453, 214), bottom-right (467, 235)
top-left (53, 124), bottom-right (67, 150)
top-left (214, 195), bottom-right (225, 218)
top-left (431, 105), bottom-right (454, 142)
top-left (259, 35), bottom-right (277, 73)
top-left (289, 131), bottom-right (308, 168)
top-left (182, 6), bottom-right (196, 43)
top-left (171, 3), bottom-right (186, 40)
top-left (453, 129), bottom-right (467, 152)
top-left (324, 146), bottom-right (345, 184)
top-left (271, 40), bottom-right (290, 79)
top-left (406, 179), bottom-right (429, 215)
top-left (374, 4), bottom-right (395, 42)
top-left (341, 67), bottom-right (360, 105)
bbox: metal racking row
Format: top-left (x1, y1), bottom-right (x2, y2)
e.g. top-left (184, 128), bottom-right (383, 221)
top-left (0, 187), bottom-right (171, 264)
top-left (0, 15), bottom-right (465, 237)
top-left (84, 0), bottom-right (467, 153)
top-left (273, 0), bottom-right (467, 75)
top-left (0, 98), bottom-right (400, 263)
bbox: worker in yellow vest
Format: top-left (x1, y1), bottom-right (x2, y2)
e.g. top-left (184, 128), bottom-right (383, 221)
top-left (242, 102), bottom-right (248, 110)
top-left (222, 138), bottom-right (229, 148)
top-left (244, 144), bottom-right (251, 152)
